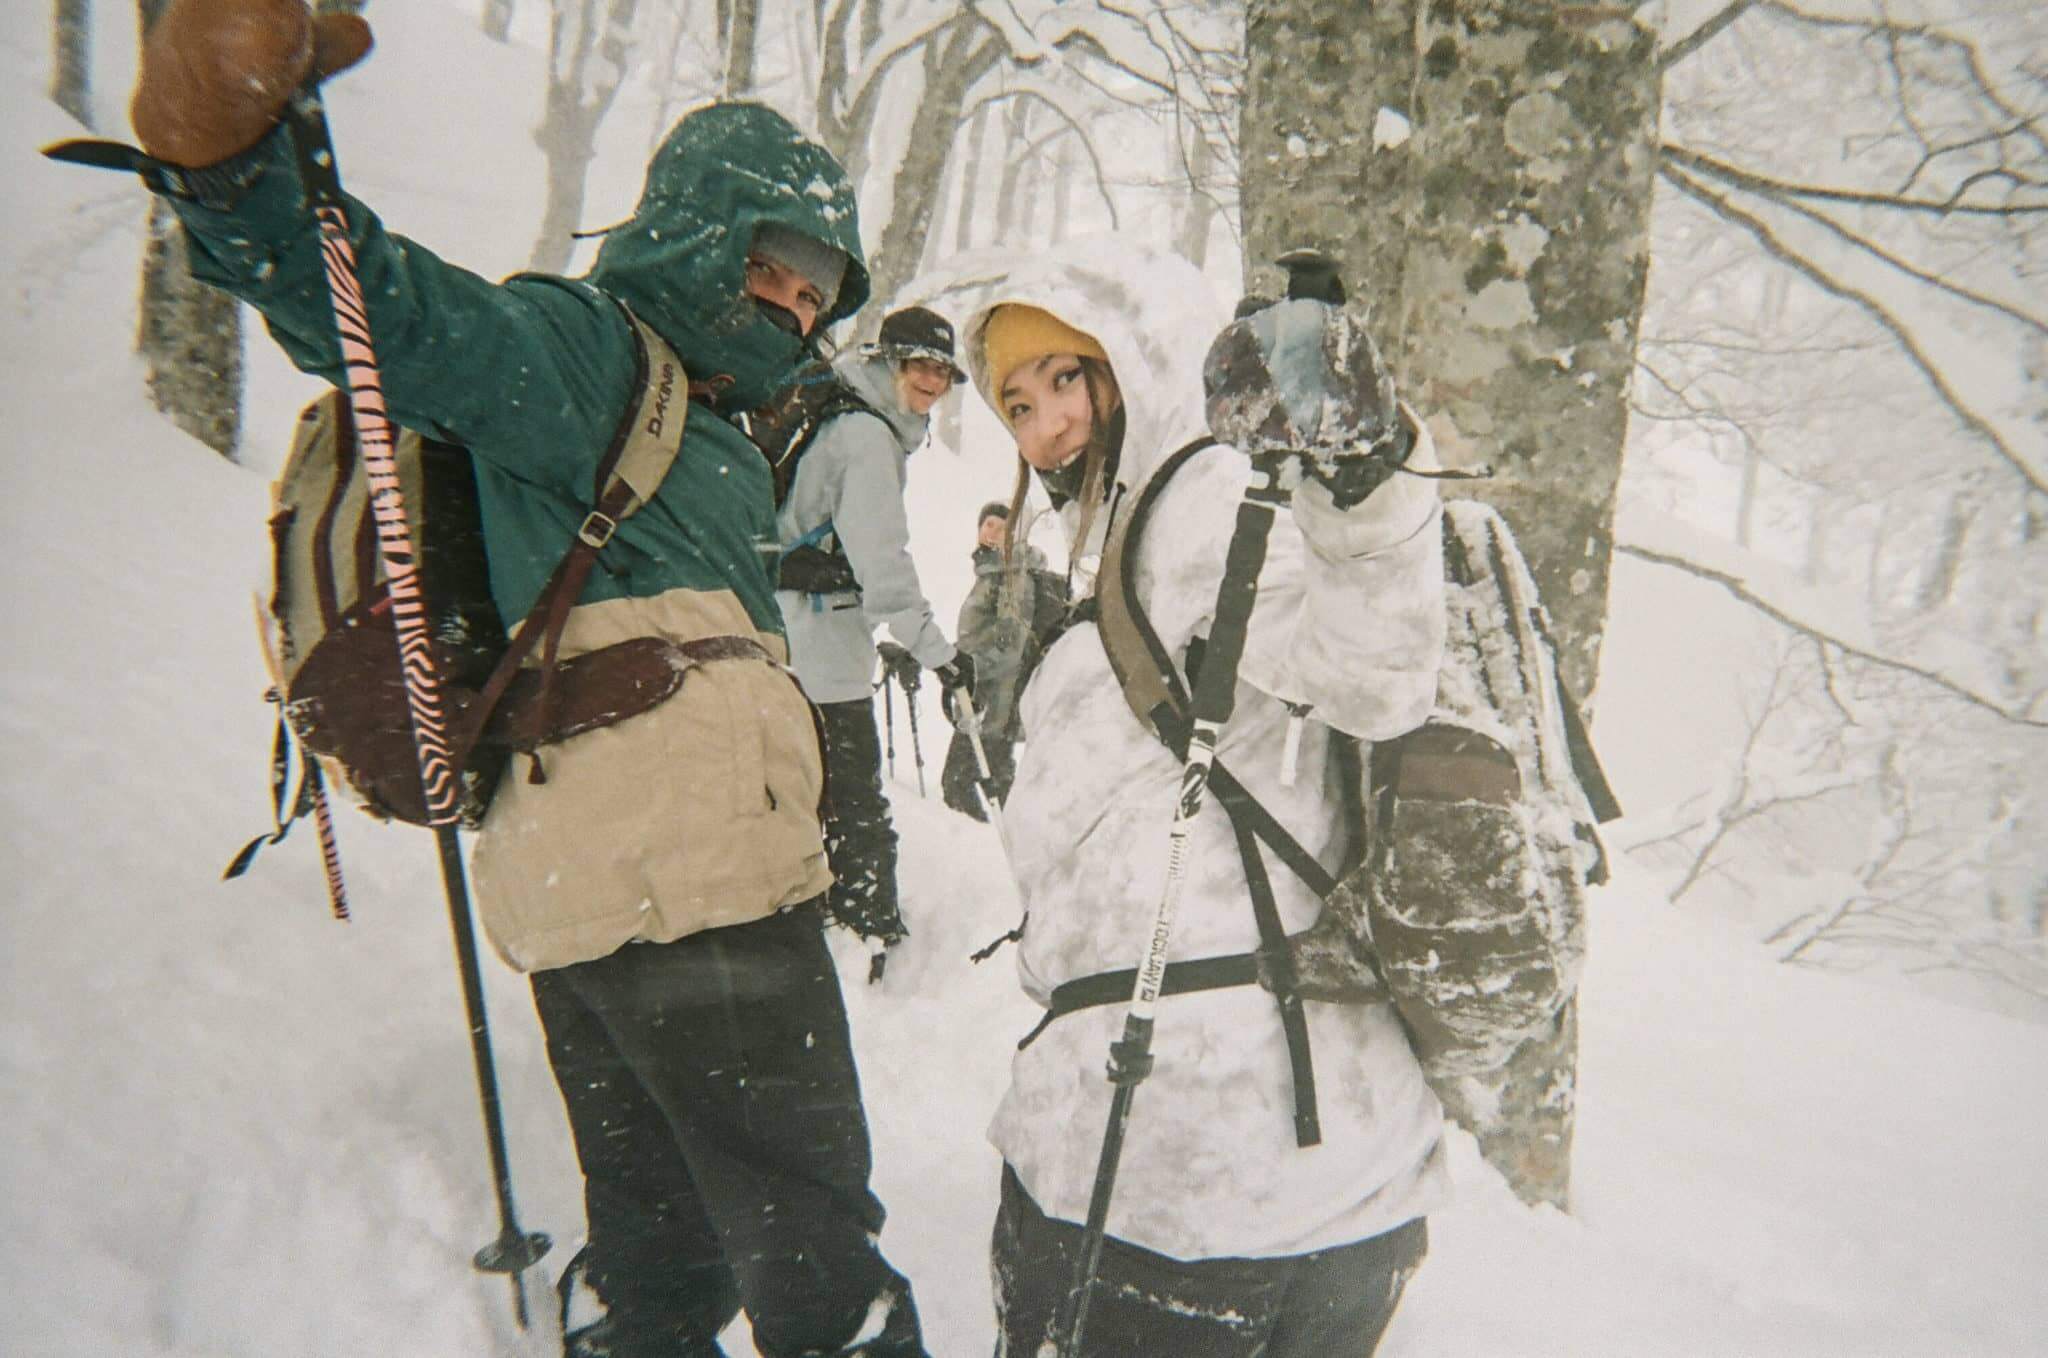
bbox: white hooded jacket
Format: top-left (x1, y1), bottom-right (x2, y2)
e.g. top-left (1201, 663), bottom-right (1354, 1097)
top-left (966, 237), bottom-right (1453, 1260)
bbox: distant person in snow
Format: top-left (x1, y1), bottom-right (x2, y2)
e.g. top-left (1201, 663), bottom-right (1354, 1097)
top-left (773, 305), bottom-right (975, 979)
top-left (112, 2), bottom-right (926, 1353)
top-left (961, 239), bottom-right (1452, 1355)
top-left (940, 501), bottom-right (1066, 820)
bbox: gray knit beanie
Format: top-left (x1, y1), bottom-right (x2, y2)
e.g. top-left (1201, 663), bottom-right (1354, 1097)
top-left (750, 222), bottom-right (847, 314)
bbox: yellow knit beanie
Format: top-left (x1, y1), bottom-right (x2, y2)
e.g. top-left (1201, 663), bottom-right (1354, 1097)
top-left (982, 305), bottom-right (1109, 420)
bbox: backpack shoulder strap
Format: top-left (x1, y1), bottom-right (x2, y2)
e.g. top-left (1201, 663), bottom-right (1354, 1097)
top-left (1090, 433), bottom-right (1323, 1147)
top-left (1096, 436), bottom-right (1215, 738)
top-left (456, 303), bottom-right (692, 767)
top-left (593, 302), bottom-right (689, 527)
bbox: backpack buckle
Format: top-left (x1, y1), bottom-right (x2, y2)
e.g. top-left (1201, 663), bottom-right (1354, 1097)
top-left (577, 510), bottom-right (618, 549)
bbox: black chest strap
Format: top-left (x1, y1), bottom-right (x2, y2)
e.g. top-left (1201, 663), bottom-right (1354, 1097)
top-left (1018, 953), bottom-right (1264, 1050)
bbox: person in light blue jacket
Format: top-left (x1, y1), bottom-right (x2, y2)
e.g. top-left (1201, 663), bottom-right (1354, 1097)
top-left (776, 307), bottom-right (975, 977)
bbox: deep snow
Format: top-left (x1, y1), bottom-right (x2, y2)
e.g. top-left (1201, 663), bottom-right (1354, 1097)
top-left (4, 5), bottom-right (2045, 1355)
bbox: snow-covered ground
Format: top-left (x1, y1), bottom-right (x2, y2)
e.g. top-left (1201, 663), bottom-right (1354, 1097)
top-left (5, 6), bottom-right (2044, 1354)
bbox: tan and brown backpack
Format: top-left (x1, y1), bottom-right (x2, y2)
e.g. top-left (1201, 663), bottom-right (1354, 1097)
top-left (226, 306), bottom-right (712, 907)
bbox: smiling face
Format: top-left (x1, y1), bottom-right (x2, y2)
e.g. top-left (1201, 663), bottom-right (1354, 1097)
top-left (892, 356), bottom-right (954, 417)
top-left (742, 253), bottom-right (824, 337)
top-left (1001, 354), bottom-right (1120, 472)
top-left (976, 512), bottom-right (1008, 549)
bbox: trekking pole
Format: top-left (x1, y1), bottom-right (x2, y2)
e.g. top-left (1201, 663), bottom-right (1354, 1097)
top-left (881, 672), bottom-right (897, 781)
top-left (903, 677), bottom-right (928, 798)
top-left (283, 82), bottom-right (549, 1330)
top-left (955, 702), bottom-right (1012, 853)
top-left (1054, 451), bottom-right (1291, 1358)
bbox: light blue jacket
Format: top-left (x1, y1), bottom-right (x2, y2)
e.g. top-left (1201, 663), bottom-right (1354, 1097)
top-left (775, 353), bottom-right (956, 703)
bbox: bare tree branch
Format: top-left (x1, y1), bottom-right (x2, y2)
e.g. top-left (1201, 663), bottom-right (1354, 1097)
top-left (1663, 143), bottom-right (2047, 217)
top-left (960, 87), bottom-right (1122, 227)
top-left (1659, 161), bottom-right (2046, 496)
top-left (1755, 0), bottom-right (2048, 165)
top-left (1617, 539), bottom-right (2048, 727)
top-left (1660, 0), bottom-right (1758, 71)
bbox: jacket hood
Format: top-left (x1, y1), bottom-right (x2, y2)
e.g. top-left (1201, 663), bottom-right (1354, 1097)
top-left (964, 237), bottom-right (1225, 505)
top-left (835, 352), bottom-right (928, 453)
top-left (587, 102), bottom-right (869, 410)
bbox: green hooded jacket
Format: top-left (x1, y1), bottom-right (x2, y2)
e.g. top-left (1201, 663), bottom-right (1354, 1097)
top-left (168, 102), bottom-right (871, 971)
top-left (173, 101), bottom-right (869, 635)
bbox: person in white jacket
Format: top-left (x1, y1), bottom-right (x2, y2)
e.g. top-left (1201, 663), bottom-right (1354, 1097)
top-left (776, 306), bottom-right (975, 977)
top-left (962, 239), bottom-right (1451, 1356)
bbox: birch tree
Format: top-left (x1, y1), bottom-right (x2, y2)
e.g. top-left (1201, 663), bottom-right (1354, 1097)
top-left (52, 0), bottom-right (92, 128)
top-left (136, 0), bottom-right (242, 459)
top-left (530, 0), bottom-right (641, 273)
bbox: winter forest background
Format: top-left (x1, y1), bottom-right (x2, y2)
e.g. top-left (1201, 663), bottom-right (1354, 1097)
top-left (7, 0), bottom-right (2046, 1354)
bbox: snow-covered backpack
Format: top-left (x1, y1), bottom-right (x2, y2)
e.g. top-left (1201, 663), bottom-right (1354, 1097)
top-left (227, 307), bottom-right (698, 905)
top-left (744, 360), bottom-right (881, 594)
top-left (1340, 498), bottom-right (1618, 1205)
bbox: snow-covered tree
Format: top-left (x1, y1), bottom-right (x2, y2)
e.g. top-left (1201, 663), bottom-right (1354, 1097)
top-left (529, 0), bottom-right (641, 273)
top-left (52, 0), bottom-right (93, 128)
top-left (136, 0), bottom-right (241, 458)
top-left (1238, 0), bottom-right (1661, 1213)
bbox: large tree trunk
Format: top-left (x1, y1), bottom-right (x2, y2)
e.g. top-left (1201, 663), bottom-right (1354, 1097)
top-left (1176, 130), bottom-right (1216, 270)
top-left (529, 0), bottom-right (640, 273)
top-left (992, 99), bottom-right (1032, 248)
top-left (1049, 133), bottom-right (1074, 246)
top-left (724, 0), bottom-right (759, 97)
top-left (859, 22), bottom-right (1004, 313)
top-left (53, 0), bottom-right (93, 128)
top-left (1243, 0), bottom-right (1656, 703)
top-left (136, 0), bottom-right (241, 459)
top-left (1241, 0), bottom-right (1660, 1211)
top-left (139, 190), bottom-right (243, 458)
top-left (952, 104), bottom-right (990, 253)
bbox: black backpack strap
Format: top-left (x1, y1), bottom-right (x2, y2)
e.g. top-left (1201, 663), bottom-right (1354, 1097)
top-left (1091, 434), bottom-right (1326, 1146)
top-left (455, 302), bottom-right (688, 778)
top-left (223, 688), bottom-right (350, 920)
top-left (1224, 805), bottom-right (1321, 1146)
top-left (1017, 952), bottom-right (1264, 1050)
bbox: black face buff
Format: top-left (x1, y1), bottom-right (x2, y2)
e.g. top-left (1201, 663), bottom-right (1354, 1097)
top-left (752, 295), bottom-right (805, 338)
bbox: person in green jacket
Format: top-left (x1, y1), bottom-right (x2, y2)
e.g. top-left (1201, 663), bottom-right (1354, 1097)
top-left (109, 2), bottom-right (928, 1353)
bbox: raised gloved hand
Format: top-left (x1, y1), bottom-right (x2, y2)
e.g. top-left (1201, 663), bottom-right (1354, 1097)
top-left (1310, 417), bottom-right (1415, 510)
top-left (934, 652), bottom-right (977, 725)
top-left (1205, 288), bottom-right (1413, 511)
top-left (876, 641), bottom-right (920, 692)
top-left (131, 0), bottom-right (373, 168)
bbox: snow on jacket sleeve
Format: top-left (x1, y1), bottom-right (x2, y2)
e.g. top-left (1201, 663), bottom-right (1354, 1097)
top-left (1274, 457), bottom-right (1445, 740)
top-left (163, 125), bottom-right (632, 501)
top-left (1140, 443), bottom-right (1444, 742)
top-left (809, 416), bottom-right (955, 670)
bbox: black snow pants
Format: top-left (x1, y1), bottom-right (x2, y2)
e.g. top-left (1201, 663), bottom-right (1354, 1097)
top-left (940, 728), bottom-right (1016, 822)
top-left (817, 697), bottom-right (908, 944)
top-left (991, 1166), bottom-right (1425, 1358)
top-left (530, 908), bottom-right (925, 1358)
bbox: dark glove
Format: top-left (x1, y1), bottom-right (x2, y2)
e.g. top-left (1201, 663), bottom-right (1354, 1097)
top-left (1308, 418), bottom-right (1415, 511)
top-left (935, 652), bottom-right (977, 724)
top-left (1204, 294), bottom-right (1415, 511)
top-left (876, 641), bottom-right (920, 692)
top-left (131, 0), bottom-right (373, 168)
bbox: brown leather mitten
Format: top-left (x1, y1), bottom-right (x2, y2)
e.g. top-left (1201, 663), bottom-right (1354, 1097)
top-left (131, 0), bottom-right (372, 168)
